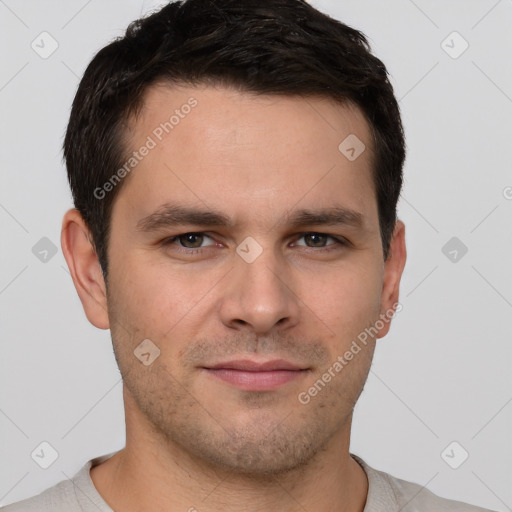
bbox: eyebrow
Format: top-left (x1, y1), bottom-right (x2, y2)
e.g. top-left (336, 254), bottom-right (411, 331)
top-left (136, 204), bottom-right (364, 232)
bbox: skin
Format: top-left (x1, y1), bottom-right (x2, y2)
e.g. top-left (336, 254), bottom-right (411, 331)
top-left (61, 83), bottom-right (406, 512)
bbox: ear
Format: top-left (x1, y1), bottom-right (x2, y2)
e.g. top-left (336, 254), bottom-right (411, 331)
top-left (61, 208), bottom-right (110, 330)
top-left (377, 220), bottom-right (406, 339)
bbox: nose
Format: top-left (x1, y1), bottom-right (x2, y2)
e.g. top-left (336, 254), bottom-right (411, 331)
top-left (218, 245), bottom-right (300, 335)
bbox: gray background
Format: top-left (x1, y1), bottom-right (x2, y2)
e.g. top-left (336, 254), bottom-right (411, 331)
top-left (1, 0), bottom-right (511, 509)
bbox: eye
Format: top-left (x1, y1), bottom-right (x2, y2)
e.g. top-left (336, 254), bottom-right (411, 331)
top-left (163, 232), bottom-right (216, 251)
top-left (161, 231), bottom-right (348, 257)
top-left (293, 232), bottom-right (347, 250)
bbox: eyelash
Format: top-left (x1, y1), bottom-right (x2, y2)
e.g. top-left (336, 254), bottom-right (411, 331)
top-left (161, 232), bottom-right (348, 255)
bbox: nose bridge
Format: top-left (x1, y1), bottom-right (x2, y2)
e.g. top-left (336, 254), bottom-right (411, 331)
top-left (241, 244), bottom-right (282, 294)
top-left (220, 238), bottom-right (299, 333)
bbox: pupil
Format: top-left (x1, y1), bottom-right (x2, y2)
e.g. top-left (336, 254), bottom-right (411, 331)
top-left (307, 233), bottom-right (325, 247)
top-left (182, 233), bottom-right (202, 248)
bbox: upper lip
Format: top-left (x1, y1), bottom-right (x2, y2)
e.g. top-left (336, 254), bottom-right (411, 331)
top-left (204, 359), bottom-right (306, 372)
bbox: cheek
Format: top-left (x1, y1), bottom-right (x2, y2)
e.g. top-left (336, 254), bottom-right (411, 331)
top-left (109, 254), bottom-right (221, 346)
top-left (307, 263), bottom-right (382, 329)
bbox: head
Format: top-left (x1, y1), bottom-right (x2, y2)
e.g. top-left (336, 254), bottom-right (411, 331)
top-left (61, 0), bottom-right (406, 477)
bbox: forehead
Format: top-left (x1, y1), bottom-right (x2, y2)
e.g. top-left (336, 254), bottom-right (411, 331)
top-left (116, 83), bottom-right (377, 229)
top-left (134, 82), bottom-right (373, 156)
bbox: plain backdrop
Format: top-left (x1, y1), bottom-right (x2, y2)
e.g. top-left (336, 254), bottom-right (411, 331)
top-left (1, 0), bottom-right (511, 510)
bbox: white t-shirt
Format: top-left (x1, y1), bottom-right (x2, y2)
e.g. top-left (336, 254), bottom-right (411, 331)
top-left (0, 451), bottom-right (496, 511)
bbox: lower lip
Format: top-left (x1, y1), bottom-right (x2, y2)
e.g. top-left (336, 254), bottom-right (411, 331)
top-left (204, 368), bottom-right (306, 391)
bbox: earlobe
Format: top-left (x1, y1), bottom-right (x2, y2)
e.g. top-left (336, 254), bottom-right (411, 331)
top-left (60, 208), bottom-right (110, 330)
top-left (376, 220), bottom-right (406, 339)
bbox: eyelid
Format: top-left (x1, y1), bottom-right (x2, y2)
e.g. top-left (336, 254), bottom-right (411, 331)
top-left (162, 232), bottom-right (216, 247)
top-left (292, 232), bottom-right (345, 247)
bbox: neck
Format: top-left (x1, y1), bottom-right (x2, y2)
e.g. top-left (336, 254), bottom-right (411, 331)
top-left (90, 393), bottom-right (368, 512)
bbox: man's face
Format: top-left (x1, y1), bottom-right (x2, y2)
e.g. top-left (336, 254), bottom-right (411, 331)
top-left (103, 84), bottom-right (400, 476)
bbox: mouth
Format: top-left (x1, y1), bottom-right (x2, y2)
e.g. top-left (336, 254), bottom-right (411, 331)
top-left (201, 359), bottom-right (310, 392)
